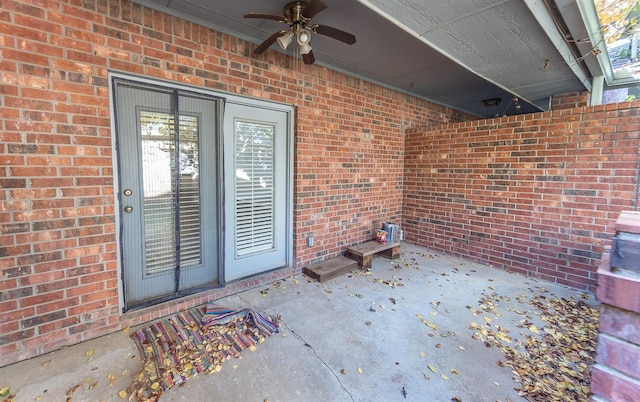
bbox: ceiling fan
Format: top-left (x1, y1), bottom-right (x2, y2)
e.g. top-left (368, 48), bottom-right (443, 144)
top-left (244, 0), bottom-right (356, 65)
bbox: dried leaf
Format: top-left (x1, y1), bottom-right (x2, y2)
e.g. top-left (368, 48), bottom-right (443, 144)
top-left (65, 384), bottom-right (81, 396)
top-left (0, 387), bottom-right (9, 397)
top-left (118, 390), bottom-right (127, 399)
top-left (469, 291), bottom-right (598, 401)
top-left (441, 374), bottom-right (449, 380)
top-left (450, 368), bottom-right (459, 375)
top-left (424, 321), bottom-right (438, 331)
top-left (357, 367), bottom-right (363, 374)
top-left (428, 364), bottom-right (437, 373)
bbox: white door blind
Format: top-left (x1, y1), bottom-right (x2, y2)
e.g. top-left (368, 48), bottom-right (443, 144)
top-left (234, 120), bottom-right (275, 256)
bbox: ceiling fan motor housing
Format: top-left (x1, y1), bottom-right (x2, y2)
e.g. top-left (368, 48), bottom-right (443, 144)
top-left (284, 1), bottom-right (308, 23)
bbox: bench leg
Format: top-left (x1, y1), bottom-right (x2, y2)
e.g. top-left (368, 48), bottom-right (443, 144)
top-left (380, 245), bottom-right (400, 260)
top-left (361, 254), bottom-right (372, 269)
top-left (345, 250), bottom-right (366, 269)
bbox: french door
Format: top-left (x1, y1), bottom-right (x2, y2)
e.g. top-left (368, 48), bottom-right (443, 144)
top-left (223, 102), bottom-right (289, 281)
top-left (113, 77), bottom-right (292, 311)
top-left (114, 80), bottom-right (222, 309)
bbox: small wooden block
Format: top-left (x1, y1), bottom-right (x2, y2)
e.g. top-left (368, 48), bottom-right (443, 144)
top-left (303, 256), bottom-right (358, 282)
top-left (345, 241), bottom-right (401, 269)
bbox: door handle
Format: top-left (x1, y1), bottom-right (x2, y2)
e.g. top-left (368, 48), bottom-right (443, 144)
top-left (124, 206), bottom-right (133, 213)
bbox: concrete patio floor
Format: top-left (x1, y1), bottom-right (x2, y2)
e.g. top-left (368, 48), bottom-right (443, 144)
top-left (0, 242), bottom-right (596, 402)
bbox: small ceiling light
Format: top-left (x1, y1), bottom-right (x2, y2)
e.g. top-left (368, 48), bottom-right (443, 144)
top-left (482, 97), bottom-right (502, 107)
top-left (277, 30), bottom-right (294, 50)
top-left (297, 28), bottom-right (312, 54)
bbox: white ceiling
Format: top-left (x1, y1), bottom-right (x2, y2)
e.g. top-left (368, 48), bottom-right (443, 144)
top-left (133, 0), bottom-right (604, 117)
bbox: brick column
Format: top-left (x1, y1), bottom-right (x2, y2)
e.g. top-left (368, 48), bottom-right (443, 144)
top-left (590, 211), bottom-right (640, 401)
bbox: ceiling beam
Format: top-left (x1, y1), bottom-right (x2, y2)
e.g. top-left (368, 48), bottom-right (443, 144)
top-left (523, 0), bottom-right (592, 92)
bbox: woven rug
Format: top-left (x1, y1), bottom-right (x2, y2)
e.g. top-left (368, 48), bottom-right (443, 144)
top-left (126, 304), bottom-right (278, 401)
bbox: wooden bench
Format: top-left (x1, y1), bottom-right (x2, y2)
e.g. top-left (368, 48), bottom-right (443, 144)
top-left (345, 241), bottom-right (400, 269)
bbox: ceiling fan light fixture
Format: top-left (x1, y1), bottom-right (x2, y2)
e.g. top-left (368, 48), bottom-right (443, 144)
top-left (298, 42), bottom-right (313, 54)
top-left (297, 28), bottom-right (312, 54)
top-left (277, 30), bottom-right (294, 50)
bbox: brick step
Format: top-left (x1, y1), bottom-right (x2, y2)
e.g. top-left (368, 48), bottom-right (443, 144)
top-left (303, 256), bottom-right (358, 282)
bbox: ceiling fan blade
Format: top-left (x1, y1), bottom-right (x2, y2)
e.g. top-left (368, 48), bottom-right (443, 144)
top-left (313, 24), bottom-right (356, 45)
top-left (243, 13), bottom-right (287, 23)
top-left (302, 50), bottom-right (315, 65)
top-left (253, 31), bottom-right (286, 55)
top-left (301, 0), bottom-right (327, 19)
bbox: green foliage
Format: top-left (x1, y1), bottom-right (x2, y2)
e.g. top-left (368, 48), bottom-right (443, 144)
top-left (595, 0), bottom-right (640, 44)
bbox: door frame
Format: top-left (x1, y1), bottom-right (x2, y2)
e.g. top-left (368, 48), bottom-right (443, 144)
top-left (108, 72), bottom-right (294, 313)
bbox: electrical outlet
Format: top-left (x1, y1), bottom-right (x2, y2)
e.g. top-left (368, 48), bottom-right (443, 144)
top-left (307, 236), bottom-right (314, 247)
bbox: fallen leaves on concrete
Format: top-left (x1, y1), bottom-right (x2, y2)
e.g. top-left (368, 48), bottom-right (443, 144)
top-left (471, 291), bottom-right (599, 401)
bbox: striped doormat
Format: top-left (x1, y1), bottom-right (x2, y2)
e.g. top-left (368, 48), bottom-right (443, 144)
top-left (127, 304), bottom-right (279, 401)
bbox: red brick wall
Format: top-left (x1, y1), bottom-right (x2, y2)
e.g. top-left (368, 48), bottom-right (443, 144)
top-left (0, 0), bottom-right (471, 366)
top-left (293, 77), bottom-right (471, 265)
top-left (591, 213), bottom-right (640, 400)
top-left (551, 91), bottom-right (590, 110)
top-left (403, 103), bottom-right (640, 291)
